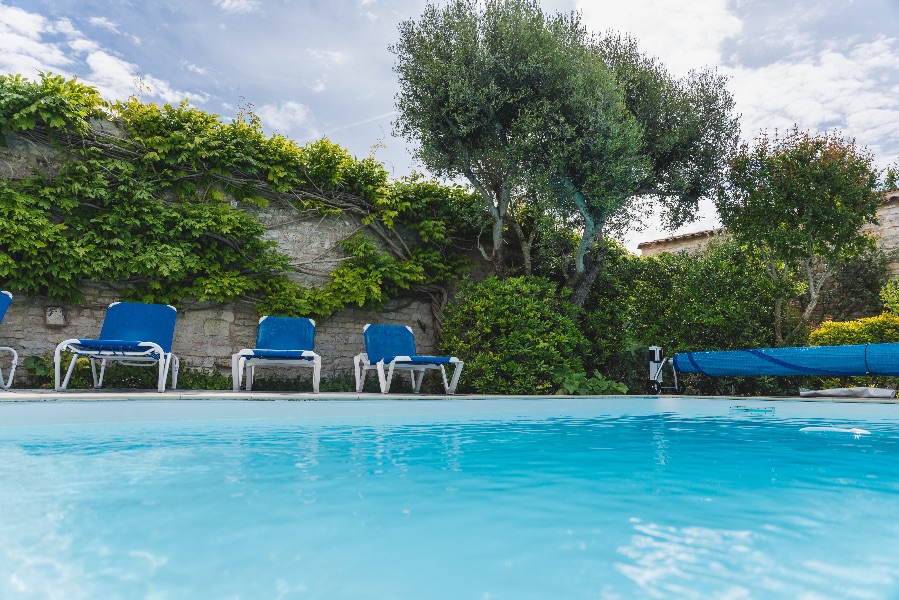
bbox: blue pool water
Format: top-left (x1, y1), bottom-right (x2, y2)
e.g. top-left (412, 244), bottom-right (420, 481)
top-left (0, 397), bottom-right (898, 599)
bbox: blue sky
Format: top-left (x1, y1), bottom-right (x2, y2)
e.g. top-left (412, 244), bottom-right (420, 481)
top-left (2, 0), bottom-right (899, 250)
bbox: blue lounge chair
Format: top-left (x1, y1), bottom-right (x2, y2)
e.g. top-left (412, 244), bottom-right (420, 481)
top-left (54, 302), bottom-right (179, 392)
top-left (0, 291), bottom-right (18, 389)
top-left (354, 323), bottom-right (463, 394)
top-left (231, 316), bottom-right (321, 393)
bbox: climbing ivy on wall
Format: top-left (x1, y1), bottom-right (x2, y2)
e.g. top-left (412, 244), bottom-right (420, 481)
top-left (0, 73), bottom-right (481, 315)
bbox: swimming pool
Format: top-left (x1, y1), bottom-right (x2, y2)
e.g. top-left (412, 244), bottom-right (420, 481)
top-left (1, 397), bottom-right (897, 599)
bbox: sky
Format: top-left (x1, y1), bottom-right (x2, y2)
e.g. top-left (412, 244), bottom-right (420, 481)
top-left (2, 0), bottom-right (899, 252)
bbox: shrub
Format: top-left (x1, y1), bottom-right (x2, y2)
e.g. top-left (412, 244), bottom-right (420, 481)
top-left (584, 240), bottom-right (788, 395)
top-left (441, 276), bottom-right (591, 394)
top-left (880, 280), bottom-right (899, 314)
top-left (809, 312), bottom-right (899, 346)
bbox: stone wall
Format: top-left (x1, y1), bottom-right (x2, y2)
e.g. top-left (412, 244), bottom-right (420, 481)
top-left (865, 192), bottom-right (899, 276)
top-left (2, 283), bottom-right (437, 381)
top-left (0, 129), bottom-right (440, 384)
top-left (638, 192), bottom-right (899, 269)
top-left (637, 228), bottom-right (727, 256)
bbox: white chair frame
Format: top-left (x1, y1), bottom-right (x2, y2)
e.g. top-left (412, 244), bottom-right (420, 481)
top-left (0, 345), bottom-right (17, 390)
top-left (54, 340), bottom-right (179, 393)
top-left (354, 353), bottom-right (463, 394)
top-left (231, 350), bottom-right (321, 393)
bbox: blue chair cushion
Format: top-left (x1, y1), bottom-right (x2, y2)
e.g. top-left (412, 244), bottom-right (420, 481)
top-left (245, 349), bottom-right (315, 360)
top-left (389, 355), bottom-right (452, 365)
top-left (0, 292), bottom-right (11, 324)
top-left (364, 324), bottom-right (417, 363)
top-left (98, 303), bottom-right (177, 353)
top-left (256, 316), bottom-right (315, 351)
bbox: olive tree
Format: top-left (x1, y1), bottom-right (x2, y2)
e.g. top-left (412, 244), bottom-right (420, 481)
top-left (597, 35), bottom-right (740, 239)
top-left (391, 0), bottom-right (581, 275)
top-left (524, 43), bottom-right (644, 304)
top-left (393, 5), bottom-right (739, 303)
top-left (715, 127), bottom-right (882, 345)
top-left (530, 35), bottom-right (739, 304)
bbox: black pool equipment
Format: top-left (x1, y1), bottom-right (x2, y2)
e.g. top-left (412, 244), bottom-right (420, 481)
top-left (646, 346), bottom-right (684, 395)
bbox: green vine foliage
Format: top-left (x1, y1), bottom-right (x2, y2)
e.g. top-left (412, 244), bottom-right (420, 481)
top-left (0, 73), bottom-right (480, 314)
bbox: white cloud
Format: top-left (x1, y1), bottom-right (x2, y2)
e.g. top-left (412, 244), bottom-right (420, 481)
top-left (0, 3), bottom-right (47, 40)
top-left (212, 0), bottom-right (260, 14)
top-left (727, 36), bottom-right (899, 164)
top-left (88, 16), bottom-right (119, 33)
top-left (69, 38), bottom-right (100, 54)
top-left (0, 2), bottom-right (202, 105)
top-left (49, 17), bottom-right (79, 38)
top-left (577, 0), bottom-right (742, 76)
top-left (0, 7), bottom-right (72, 75)
top-left (182, 61), bottom-right (208, 76)
top-left (257, 100), bottom-right (317, 136)
top-left (307, 49), bottom-right (346, 65)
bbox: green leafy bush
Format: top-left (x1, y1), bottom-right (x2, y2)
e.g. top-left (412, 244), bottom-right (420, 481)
top-left (441, 276), bottom-right (590, 394)
top-left (553, 367), bottom-right (627, 395)
top-left (809, 312), bottom-right (899, 346)
top-left (582, 240), bottom-right (791, 395)
top-left (880, 280), bottom-right (899, 315)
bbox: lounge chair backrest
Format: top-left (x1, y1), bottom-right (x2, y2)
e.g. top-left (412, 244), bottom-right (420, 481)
top-left (257, 316), bottom-right (316, 351)
top-left (98, 302), bottom-right (178, 352)
top-left (0, 291), bottom-right (11, 324)
top-left (363, 324), bottom-right (417, 363)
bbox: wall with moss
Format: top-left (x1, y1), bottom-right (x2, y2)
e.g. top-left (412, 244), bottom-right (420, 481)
top-left (0, 125), bottom-right (438, 380)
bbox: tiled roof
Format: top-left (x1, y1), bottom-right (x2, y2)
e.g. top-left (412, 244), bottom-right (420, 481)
top-left (637, 227), bottom-right (725, 250)
top-left (638, 190), bottom-right (899, 250)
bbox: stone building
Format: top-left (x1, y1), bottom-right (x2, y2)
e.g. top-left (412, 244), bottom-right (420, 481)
top-left (637, 191), bottom-right (899, 276)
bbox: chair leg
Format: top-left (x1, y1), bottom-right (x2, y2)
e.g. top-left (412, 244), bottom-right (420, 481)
top-left (90, 358), bottom-right (100, 388)
top-left (171, 355), bottom-right (180, 390)
top-left (439, 365), bottom-right (449, 393)
top-left (312, 357), bottom-right (321, 393)
top-left (54, 344), bottom-right (66, 391)
top-left (156, 357), bottom-right (166, 393)
top-left (61, 354), bottom-right (78, 391)
top-left (377, 360), bottom-right (395, 394)
top-left (247, 365), bottom-right (255, 391)
top-left (231, 354), bottom-right (242, 391)
top-left (97, 359), bottom-right (108, 388)
top-left (411, 369), bottom-right (424, 393)
top-left (447, 361), bottom-right (464, 394)
top-left (0, 347), bottom-right (17, 390)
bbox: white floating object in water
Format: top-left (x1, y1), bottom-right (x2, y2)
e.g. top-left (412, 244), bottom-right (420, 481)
top-left (799, 427), bottom-right (871, 435)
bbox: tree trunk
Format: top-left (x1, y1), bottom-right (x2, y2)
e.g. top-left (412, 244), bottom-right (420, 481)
top-left (509, 215), bottom-right (533, 276)
top-left (569, 242), bottom-right (607, 306)
top-left (491, 217), bottom-right (506, 277)
top-left (773, 296), bottom-right (784, 346)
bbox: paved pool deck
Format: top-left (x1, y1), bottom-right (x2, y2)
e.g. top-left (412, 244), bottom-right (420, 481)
top-left (0, 388), bottom-right (897, 403)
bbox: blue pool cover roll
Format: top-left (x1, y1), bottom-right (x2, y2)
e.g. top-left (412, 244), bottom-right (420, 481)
top-left (672, 343), bottom-right (899, 377)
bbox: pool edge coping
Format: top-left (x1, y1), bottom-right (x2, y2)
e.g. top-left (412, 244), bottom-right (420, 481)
top-left (0, 390), bottom-right (897, 404)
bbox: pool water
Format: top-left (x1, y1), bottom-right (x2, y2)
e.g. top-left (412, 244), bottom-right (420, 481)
top-left (1, 398), bottom-right (897, 599)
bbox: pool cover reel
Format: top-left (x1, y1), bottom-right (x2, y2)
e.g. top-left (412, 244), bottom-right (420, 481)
top-left (647, 343), bottom-right (899, 394)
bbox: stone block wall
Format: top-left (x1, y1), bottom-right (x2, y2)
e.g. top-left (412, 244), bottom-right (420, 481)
top-left (0, 129), bottom-right (440, 384)
top-left (2, 284), bottom-right (438, 382)
top-left (865, 192), bottom-right (899, 276)
top-left (639, 192), bottom-right (899, 272)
